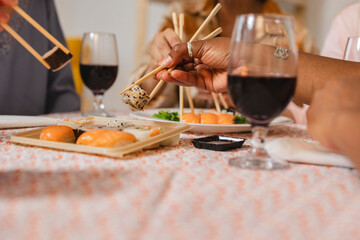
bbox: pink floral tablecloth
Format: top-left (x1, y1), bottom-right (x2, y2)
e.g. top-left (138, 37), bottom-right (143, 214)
top-left (0, 112), bottom-right (359, 240)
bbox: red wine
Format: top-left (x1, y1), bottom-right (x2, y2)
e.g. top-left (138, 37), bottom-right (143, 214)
top-left (228, 75), bottom-right (296, 126)
top-left (80, 64), bottom-right (118, 94)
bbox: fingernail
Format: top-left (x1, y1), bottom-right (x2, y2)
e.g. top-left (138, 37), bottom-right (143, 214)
top-left (160, 55), bottom-right (172, 67)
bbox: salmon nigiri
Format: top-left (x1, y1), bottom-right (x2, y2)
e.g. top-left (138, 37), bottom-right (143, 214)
top-left (40, 125), bottom-right (76, 143)
top-left (200, 113), bottom-right (218, 124)
top-left (76, 129), bottom-right (137, 147)
top-left (182, 113), bottom-right (200, 124)
top-left (218, 113), bottom-right (235, 125)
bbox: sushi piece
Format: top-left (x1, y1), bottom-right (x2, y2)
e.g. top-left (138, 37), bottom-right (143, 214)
top-left (43, 46), bottom-right (72, 72)
top-left (124, 126), bottom-right (161, 149)
top-left (181, 113), bottom-right (200, 124)
top-left (122, 85), bottom-right (150, 111)
top-left (200, 113), bottom-right (218, 124)
top-left (40, 125), bottom-right (76, 143)
top-left (218, 113), bottom-right (235, 125)
top-left (76, 129), bottom-right (137, 147)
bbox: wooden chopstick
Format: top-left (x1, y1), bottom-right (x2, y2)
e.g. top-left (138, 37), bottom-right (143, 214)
top-left (120, 66), bottom-right (165, 94)
top-left (1, 23), bottom-right (50, 69)
top-left (185, 87), bottom-right (195, 113)
top-left (189, 3), bottom-right (222, 42)
top-left (211, 92), bottom-right (221, 113)
top-left (179, 13), bottom-right (194, 115)
top-left (203, 27), bottom-right (224, 113)
top-left (12, 6), bottom-right (70, 54)
top-left (148, 24), bottom-right (223, 106)
top-left (149, 12), bottom-right (179, 100)
top-left (172, 12), bottom-right (180, 36)
top-left (218, 92), bottom-right (229, 109)
top-left (202, 27), bottom-right (222, 41)
top-left (179, 13), bottom-right (185, 121)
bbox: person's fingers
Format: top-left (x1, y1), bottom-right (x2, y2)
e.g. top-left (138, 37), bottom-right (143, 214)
top-left (159, 38), bottom-right (231, 70)
top-left (152, 30), bottom-right (182, 65)
top-left (155, 69), bottom-right (192, 86)
top-left (159, 41), bottom-right (205, 68)
top-left (0, 10), bottom-right (10, 31)
top-left (153, 33), bottom-right (172, 54)
top-left (183, 63), bottom-right (195, 71)
top-left (0, 0), bottom-right (18, 6)
top-left (163, 28), bottom-right (181, 47)
top-left (151, 46), bottom-right (165, 66)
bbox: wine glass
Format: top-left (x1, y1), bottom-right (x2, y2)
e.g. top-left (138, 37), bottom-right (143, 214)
top-left (227, 14), bottom-right (298, 170)
top-left (344, 36), bottom-right (360, 61)
top-left (80, 32), bottom-right (119, 117)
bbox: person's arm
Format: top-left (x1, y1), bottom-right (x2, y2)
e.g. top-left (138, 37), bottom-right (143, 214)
top-left (307, 78), bottom-right (360, 170)
top-left (296, 53), bottom-right (360, 105)
top-left (0, 0), bottom-right (17, 31)
top-left (158, 38), bottom-right (360, 105)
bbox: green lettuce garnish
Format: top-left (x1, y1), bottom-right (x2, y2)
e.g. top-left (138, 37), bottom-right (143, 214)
top-left (152, 110), bottom-right (180, 122)
top-left (233, 115), bottom-right (247, 124)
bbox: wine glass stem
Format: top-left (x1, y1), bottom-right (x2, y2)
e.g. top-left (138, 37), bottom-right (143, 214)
top-left (93, 94), bottom-right (105, 111)
top-left (251, 126), bottom-right (269, 158)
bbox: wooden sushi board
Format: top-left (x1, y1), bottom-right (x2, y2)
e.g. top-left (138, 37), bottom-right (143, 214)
top-left (10, 116), bottom-right (192, 158)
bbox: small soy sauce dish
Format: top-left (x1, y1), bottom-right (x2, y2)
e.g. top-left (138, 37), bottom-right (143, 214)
top-left (191, 135), bottom-right (246, 151)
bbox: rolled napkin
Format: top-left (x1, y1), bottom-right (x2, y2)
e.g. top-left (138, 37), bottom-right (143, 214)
top-left (265, 138), bottom-right (354, 168)
top-left (0, 115), bottom-right (58, 129)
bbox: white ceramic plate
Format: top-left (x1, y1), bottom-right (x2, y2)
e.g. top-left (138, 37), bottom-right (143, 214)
top-left (130, 108), bottom-right (293, 133)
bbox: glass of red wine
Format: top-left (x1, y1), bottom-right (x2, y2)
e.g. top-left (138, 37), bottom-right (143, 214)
top-left (80, 32), bottom-right (118, 117)
top-left (228, 14), bottom-right (298, 170)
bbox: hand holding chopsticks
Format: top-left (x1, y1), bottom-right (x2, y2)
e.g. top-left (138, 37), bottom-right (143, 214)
top-left (1, 4), bottom-right (72, 71)
top-left (120, 3), bottom-right (222, 97)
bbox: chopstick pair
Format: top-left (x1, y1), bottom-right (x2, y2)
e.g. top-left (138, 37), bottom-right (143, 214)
top-left (120, 3), bottom-right (222, 95)
top-left (1, 5), bottom-right (72, 71)
top-left (148, 27), bottom-right (223, 105)
top-left (148, 7), bottom-right (223, 119)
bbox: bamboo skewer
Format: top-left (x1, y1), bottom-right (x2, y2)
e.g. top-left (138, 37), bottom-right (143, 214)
top-left (1, 23), bottom-right (51, 69)
top-left (12, 6), bottom-right (70, 54)
top-left (211, 92), bottom-right (221, 113)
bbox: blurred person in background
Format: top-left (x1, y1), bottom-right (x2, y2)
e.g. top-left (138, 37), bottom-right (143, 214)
top-left (0, 0), bottom-right (80, 115)
top-left (321, 1), bottom-right (360, 59)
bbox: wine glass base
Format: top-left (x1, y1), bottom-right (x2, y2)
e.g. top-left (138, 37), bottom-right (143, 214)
top-left (229, 156), bottom-right (289, 170)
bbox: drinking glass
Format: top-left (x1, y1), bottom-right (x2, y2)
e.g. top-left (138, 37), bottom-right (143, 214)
top-left (80, 32), bottom-right (119, 117)
top-left (227, 14), bottom-right (298, 170)
top-left (344, 37), bottom-right (360, 61)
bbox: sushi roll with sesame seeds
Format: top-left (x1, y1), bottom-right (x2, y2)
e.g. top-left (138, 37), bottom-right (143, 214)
top-left (122, 85), bottom-right (150, 111)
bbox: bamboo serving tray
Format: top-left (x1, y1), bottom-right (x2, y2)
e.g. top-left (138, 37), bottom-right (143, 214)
top-left (10, 116), bottom-right (192, 158)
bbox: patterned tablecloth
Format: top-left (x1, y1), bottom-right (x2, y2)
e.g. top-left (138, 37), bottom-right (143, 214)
top-left (0, 112), bottom-right (359, 240)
